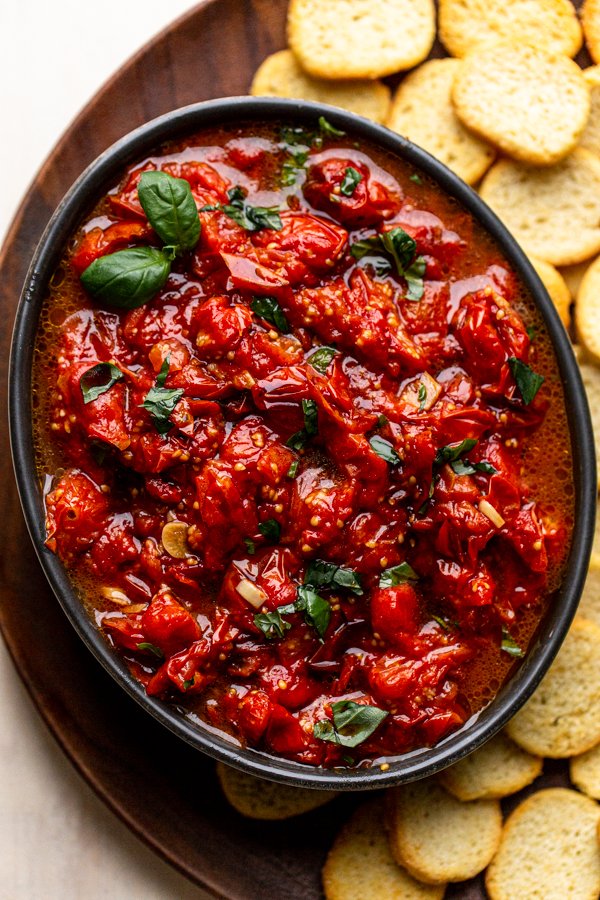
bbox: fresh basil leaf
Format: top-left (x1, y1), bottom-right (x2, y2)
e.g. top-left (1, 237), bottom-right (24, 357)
top-left (138, 170), bottom-right (200, 251)
top-left (417, 383), bottom-right (427, 411)
top-left (136, 641), bottom-right (164, 659)
top-left (286, 430), bottom-right (310, 451)
top-left (244, 537), bottom-right (256, 555)
top-left (377, 414), bottom-right (388, 426)
top-left (295, 585), bottom-right (331, 639)
top-left (80, 362), bottom-right (123, 404)
top-left (451, 458), bottom-right (498, 477)
top-left (313, 699), bottom-right (388, 748)
top-left (254, 608), bottom-right (292, 640)
top-left (223, 186), bottom-right (282, 232)
top-left (182, 678), bottom-right (195, 690)
top-left (409, 173), bottom-right (422, 184)
top-left (287, 460), bottom-right (300, 479)
top-left (81, 246), bottom-right (171, 309)
top-left (280, 125), bottom-right (312, 147)
top-left (380, 228), bottom-right (417, 271)
top-left (508, 357), bottom-right (545, 405)
top-left (369, 435), bottom-right (402, 466)
top-left (431, 615), bottom-right (452, 631)
top-left (526, 325), bottom-right (536, 342)
top-left (281, 147), bottom-right (309, 187)
top-left (501, 627), bottom-right (525, 658)
top-left (304, 559), bottom-right (363, 596)
top-left (141, 356), bottom-right (184, 434)
top-left (434, 438), bottom-right (477, 467)
top-left (350, 237), bottom-right (381, 260)
top-left (404, 256), bottom-right (426, 301)
top-left (251, 295), bottom-right (290, 333)
top-left (258, 518), bottom-right (281, 542)
top-left (474, 461), bottom-right (497, 475)
top-left (308, 346), bottom-right (337, 374)
top-left (302, 398), bottom-right (319, 435)
top-left (318, 116), bottom-right (346, 138)
top-left (340, 166), bottom-right (362, 197)
top-left (379, 562), bottom-right (418, 588)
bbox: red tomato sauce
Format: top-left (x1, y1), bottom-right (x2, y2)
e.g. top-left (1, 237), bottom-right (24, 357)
top-left (33, 120), bottom-right (574, 768)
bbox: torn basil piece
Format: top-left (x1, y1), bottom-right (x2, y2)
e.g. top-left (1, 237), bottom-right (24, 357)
top-left (379, 562), bottom-right (418, 588)
top-left (80, 362), bottom-right (124, 404)
top-left (251, 295), bottom-right (290, 333)
top-left (304, 559), bottom-right (363, 596)
top-left (258, 518), bottom-right (281, 542)
top-left (501, 627), bottom-right (525, 658)
top-left (339, 166), bottom-right (362, 196)
top-left (508, 357), bottom-right (545, 405)
top-left (254, 608), bottom-right (293, 640)
top-left (308, 346), bottom-right (337, 374)
top-left (141, 355), bottom-right (184, 434)
top-left (369, 435), bottom-right (402, 466)
top-left (295, 585), bottom-right (331, 639)
top-left (313, 700), bottom-right (388, 748)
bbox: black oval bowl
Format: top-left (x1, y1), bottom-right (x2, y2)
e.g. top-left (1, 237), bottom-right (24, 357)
top-left (9, 97), bottom-right (596, 790)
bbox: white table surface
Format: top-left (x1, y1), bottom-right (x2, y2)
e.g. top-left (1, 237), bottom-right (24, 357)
top-left (0, 2), bottom-right (217, 895)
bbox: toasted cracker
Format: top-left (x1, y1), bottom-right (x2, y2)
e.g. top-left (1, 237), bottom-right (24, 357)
top-left (452, 43), bottom-right (590, 166)
top-left (250, 50), bottom-right (391, 123)
top-left (323, 799), bottom-right (445, 900)
top-left (506, 617), bottom-right (600, 757)
top-left (574, 350), bottom-right (600, 488)
top-left (386, 59), bottom-right (495, 186)
top-left (439, 0), bottom-right (582, 58)
top-left (438, 731), bottom-right (542, 801)
top-left (479, 151), bottom-right (600, 266)
top-left (486, 788), bottom-right (600, 900)
top-left (529, 255), bottom-right (571, 327)
top-left (287, 0), bottom-right (435, 80)
top-left (580, 68), bottom-right (600, 158)
top-left (387, 779), bottom-right (502, 884)
top-left (216, 763), bottom-right (337, 819)
top-left (576, 255), bottom-right (600, 365)
top-left (583, 0), bottom-right (600, 65)
top-left (571, 743), bottom-right (600, 799)
top-left (560, 260), bottom-right (592, 300)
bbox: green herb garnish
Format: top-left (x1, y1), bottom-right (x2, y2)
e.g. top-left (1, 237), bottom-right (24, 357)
top-left (80, 362), bottom-right (124, 404)
top-left (141, 355), bottom-right (184, 434)
top-left (254, 608), bottom-right (293, 640)
top-left (313, 700), bottom-right (388, 748)
top-left (508, 357), bottom-right (544, 405)
top-left (138, 170), bottom-right (201, 250)
top-left (369, 434), bottom-right (402, 466)
top-left (501, 627), bottom-right (525, 658)
top-left (295, 585), bottom-right (331, 640)
top-left (340, 166), bottom-right (362, 196)
top-left (223, 186), bottom-right (283, 232)
top-left (318, 116), bottom-right (345, 138)
top-left (136, 642), bottom-right (164, 659)
top-left (304, 559), bottom-right (363, 596)
top-left (350, 226), bottom-right (426, 300)
top-left (81, 246), bottom-right (172, 309)
top-left (244, 537), bottom-right (256, 555)
top-left (308, 346), bottom-right (337, 374)
top-left (251, 295), bottom-right (290, 333)
top-left (379, 562), bottom-right (418, 588)
top-left (287, 460), bottom-right (300, 479)
top-left (258, 518), bottom-right (281, 542)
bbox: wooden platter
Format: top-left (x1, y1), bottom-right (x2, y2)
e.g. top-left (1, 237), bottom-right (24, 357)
top-left (0, 0), bottom-right (589, 896)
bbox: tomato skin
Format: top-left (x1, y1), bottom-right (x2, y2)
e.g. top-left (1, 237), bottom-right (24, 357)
top-left (370, 585), bottom-right (420, 640)
top-left (265, 704), bottom-right (309, 756)
top-left (303, 157), bottom-right (401, 226)
top-left (45, 470), bottom-right (109, 558)
top-left (71, 221), bottom-right (154, 275)
top-left (140, 592), bottom-right (201, 656)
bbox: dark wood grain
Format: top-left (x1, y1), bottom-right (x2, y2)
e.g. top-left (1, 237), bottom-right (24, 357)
top-left (0, 0), bottom-right (589, 896)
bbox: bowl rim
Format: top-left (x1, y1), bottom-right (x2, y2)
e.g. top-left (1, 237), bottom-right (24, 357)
top-left (9, 96), bottom-right (597, 790)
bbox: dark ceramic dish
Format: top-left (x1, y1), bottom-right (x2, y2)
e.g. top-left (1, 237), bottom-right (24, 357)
top-left (8, 97), bottom-right (596, 791)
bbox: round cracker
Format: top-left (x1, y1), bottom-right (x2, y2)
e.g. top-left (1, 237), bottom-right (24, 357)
top-left (574, 350), bottom-right (600, 488)
top-left (529, 255), bottom-right (571, 328)
top-left (506, 617), bottom-right (600, 757)
top-left (287, 0), bottom-right (435, 80)
top-left (479, 151), bottom-right (600, 266)
top-left (583, 0), bottom-right (600, 66)
top-left (486, 788), bottom-right (600, 900)
top-left (250, 50), bottom-right (391, 123)
top-left (576, 255), bottom-right (600, 364)
top-left (216, 763), bottom-right (337, 819)
top-left (560, 260), bottom-right (592, 300)
top-left (578, 555), bottom-right (600, 629)
top-left (580, 67), bottom-right (600, 157)
top-left (439, 0), bottom-right (582, 58)
top-left (571, 742), bottom-right (600, 800)
top-left (438, 731), bottom-right (542, 801)
top-left (323, 799), bottom-right (445, 900)
top-left (452, 43), bottom-right (590, 166)
top-left (387, 779), bottom-right (502, 884)
top-left (386, 59), bottom-right (495, 186)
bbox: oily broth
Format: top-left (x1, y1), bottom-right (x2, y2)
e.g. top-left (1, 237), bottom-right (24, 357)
top-left (32, 121), bottom-right (575, 750)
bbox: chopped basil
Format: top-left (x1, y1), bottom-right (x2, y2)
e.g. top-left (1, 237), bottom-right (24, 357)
top-left (80, 362), bottom-right (124, 404)
top-left (313, 699), bottom-right (388, 748)
top-left (369, 435), bottom-right (402, 466)
top-left (258, 518), bottom-right (281, 542)
top-left (318, 116), bottom-right (345, 138)
top-left (350, 226), bottom-right (426, 300)
top-left (304, 559), bottom-right (363, 596)
top-left (280, 125), bottom-right (313, 147)
top-left (410, 173), bottom-right (423, 185)
top-left (280, 147), bottom-right (309, 187)
top-left (287, 460), bottom-right (300, 479)
top-left (254, 608), bottom-right (293, 640)
top-left (340, 166), bottom-right (362, 196)
top-left (308, 346), bottom-right (337, 374)
top-left (451, 458), bottom-right (498, 477)
top-left (287, 399), bottom-right (318, 449)
top-left (244, 537), bottom-right (256, 555)
top-left (81, 246), bottom-right (172, 309)
top-left (377, 414), bottom-right (389, 426)
top-left (508, 357), bottom-right (545, 405)
top-left (141, 355), bottom-right (184, 434)
top-left (501, 628), bottom-right (525, 658)
top-left (223, 186), bottom-right (283, 232)
top-left (251, 295), bottom-right (290, 333)
top-left (136, 641), bottom-right (164, 659)
top-left (434, 438), bottom-right (477, 468)
top-left (379, 562), bottom-right (418, 588)
top-left (182, 678), bottom-right (195, 690)
top-left (138, 170), bottom-right (200, 251)
top-left (526, 325), bottom-right (536, 342)
top-left (431, 615), bottom-right (452, 631)
top-left (295, 585), bottom-right (331, 639)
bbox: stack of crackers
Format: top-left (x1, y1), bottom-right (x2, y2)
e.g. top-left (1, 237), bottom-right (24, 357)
top-left (216, 2), bottom-right (600, 896)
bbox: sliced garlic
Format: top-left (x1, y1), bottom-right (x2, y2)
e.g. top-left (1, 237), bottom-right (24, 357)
top-left (100, 586), bottom-right (130, 606)
top-left (236, 578), bottom-right (268, 609)
top-left (161, 521), bottom-right (190, 559)
top-left (479, 499), bottom-right (505, 529)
